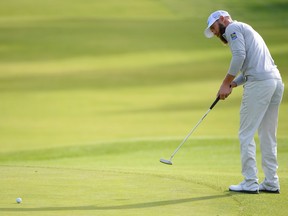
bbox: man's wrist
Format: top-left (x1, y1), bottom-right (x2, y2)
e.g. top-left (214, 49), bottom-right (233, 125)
top-left (230, 81), bottom-right (237, 88)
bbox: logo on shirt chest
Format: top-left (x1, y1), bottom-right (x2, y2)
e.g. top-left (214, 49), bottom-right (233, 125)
top-left (230, 32), bottom-right (238, 40)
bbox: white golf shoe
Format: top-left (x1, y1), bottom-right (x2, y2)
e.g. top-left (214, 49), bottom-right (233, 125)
top-left (229, 181), bottom-right (259, 194)
top-left (259, 183), bottom-right (280, 194)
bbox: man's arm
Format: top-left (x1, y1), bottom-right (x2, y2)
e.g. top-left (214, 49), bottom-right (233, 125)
top-left (218, 24), bottom-right (246, 99)
top-left (233, 74), bottom-right (246, 86)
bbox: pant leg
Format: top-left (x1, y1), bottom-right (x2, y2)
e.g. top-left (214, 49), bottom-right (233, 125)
top-left (258, 80), bottom-right (284, 189)
top-left (239, 80), bottom-right (277, 185)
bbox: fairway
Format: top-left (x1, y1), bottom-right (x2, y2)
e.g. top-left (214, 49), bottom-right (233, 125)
top-left (0, 0), bottom-right (287, 215)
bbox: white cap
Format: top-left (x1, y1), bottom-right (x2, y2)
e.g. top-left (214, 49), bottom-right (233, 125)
top-left (204, 10), bottom-right (230, 38)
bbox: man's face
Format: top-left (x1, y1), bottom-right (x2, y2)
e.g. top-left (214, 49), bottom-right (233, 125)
top-left (210, 20), bottom-right (228, 44)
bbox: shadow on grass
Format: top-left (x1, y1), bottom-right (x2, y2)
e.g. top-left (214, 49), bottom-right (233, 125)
top-left (1, 194), bottom-right (232, 212)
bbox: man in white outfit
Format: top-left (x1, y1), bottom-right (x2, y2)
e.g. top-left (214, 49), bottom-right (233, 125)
top-left (204, 10), bottom-right (284, 194)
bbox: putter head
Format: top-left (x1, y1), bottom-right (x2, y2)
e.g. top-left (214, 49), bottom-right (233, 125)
top-left (160, 158), bottom-right (173, 165)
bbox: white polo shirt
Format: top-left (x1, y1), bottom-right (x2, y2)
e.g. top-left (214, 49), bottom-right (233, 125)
top-left (225, 21), bottom-right (282, 85)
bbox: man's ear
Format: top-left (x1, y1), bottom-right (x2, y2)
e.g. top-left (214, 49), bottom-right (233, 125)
top-left (219, 16), bottom-right (225, 23)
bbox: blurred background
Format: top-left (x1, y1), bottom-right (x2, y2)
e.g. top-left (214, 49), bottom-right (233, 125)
top-left (0, 0), bottom-right (287, 152)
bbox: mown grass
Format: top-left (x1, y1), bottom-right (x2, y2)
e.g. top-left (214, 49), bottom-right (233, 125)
top-left (0, 0), bottom-right (287, 215)
top-left (0, 138), bottom-right (287, 215)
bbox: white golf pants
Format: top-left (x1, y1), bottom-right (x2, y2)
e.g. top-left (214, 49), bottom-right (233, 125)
top-left (239, 79), bottom-right (284, 189)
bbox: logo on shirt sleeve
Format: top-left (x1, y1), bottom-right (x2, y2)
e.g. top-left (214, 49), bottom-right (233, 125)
top-left (230, 32), bottom-right (238, 40)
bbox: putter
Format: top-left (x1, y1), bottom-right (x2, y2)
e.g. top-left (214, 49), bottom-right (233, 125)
top-left (160, 96), bottom-right (220, 165)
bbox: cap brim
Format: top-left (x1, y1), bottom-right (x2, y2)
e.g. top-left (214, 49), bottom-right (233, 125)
top-left (204, 28), bottom-right (214, 38)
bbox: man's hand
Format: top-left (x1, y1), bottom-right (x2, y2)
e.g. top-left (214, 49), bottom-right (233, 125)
top-left (217, 83), bottom-right (232, 100)
top-left (217, 74), bottom-right (236, 100)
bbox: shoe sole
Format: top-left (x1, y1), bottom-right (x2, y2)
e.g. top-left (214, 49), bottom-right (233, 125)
top-left (229, 189), bottom-right (259, 194)
top-left (260, 189), bottom-right (280, 194)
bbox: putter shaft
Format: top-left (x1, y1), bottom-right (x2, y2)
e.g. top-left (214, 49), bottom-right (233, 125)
top-left (160, 96), bottom-right (220, 164)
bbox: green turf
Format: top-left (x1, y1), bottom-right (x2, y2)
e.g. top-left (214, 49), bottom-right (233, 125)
top-left (0, 0), bottom-right (287, 215)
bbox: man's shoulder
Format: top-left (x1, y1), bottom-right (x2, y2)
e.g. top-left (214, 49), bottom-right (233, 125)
top-left (225, 22), bottom-right (247, 43)
top-left (227, 21), bottom-right (251, 32)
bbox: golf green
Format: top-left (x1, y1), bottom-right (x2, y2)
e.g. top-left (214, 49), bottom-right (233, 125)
top-left (0, 0), bottom-right (287, 215)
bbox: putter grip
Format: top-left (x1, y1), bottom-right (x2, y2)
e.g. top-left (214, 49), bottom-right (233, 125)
top-left (209, 96), bottom-right (220, 110)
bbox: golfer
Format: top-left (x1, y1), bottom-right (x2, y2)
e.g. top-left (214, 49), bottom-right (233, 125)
top-left (204, 10), bottom-right (284, 193)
